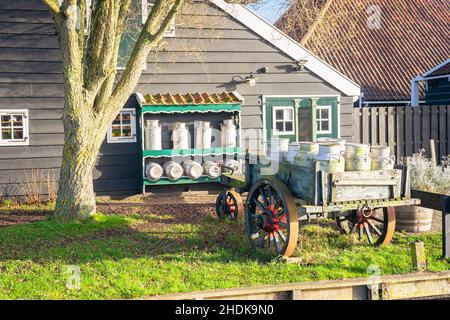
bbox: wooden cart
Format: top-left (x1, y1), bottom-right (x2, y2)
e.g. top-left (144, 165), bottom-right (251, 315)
top-left (215, 157), bottom-right (421, 257)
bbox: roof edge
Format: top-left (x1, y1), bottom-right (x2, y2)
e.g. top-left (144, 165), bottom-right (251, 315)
top-left (422, 58), bottom-right (450, 77)
top-left (210, 0), bottom-right (360, 97)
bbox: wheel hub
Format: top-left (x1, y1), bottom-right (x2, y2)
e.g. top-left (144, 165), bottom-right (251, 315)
top-left (262, 204), bottom-right (281, 232)
top-left (357, 206), bottom-right (373, 223)
top-left (224, 196), bottom-right (236, 215)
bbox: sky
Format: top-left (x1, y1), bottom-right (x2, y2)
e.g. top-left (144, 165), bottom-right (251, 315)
top-left (247, 0), bottom-right (288, 24)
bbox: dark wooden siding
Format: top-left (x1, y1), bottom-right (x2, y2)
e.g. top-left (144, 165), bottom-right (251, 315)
top-left (0, 0), bottom-right (354, 197)
top-left (425, 78), bottom-right (450, 105)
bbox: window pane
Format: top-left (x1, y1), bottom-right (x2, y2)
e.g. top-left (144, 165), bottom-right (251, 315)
top-left (322, 120), bottom-right (329, 131)
top-left (2, 128), bottom-right (12, 140)
top-left (275, 110), bottom-right (283, 120)
top-left (121, 113), bottom-right (131, 124)
top-left (112, 115), bottom-right (121, 125)
top-left (1, 115), bottom-right (11, 127)
top-left (13, 128), bottom-right (23, 140)
top-left (316, 109), bottom-right (321, 119)
top-left (285, 121), bottom-right (293, 132)
top-left (321, 108), bottom-right (329, 119)
top-left (12, 115), bottom-right (23, 126)
top-left (112, 126), bottom-right (121, 137)
top-left (316, 119), bottom-right (321, 131)
top-left (122, 126), bottom-right (132, 137)
top-left (284, 109), bottom-right (293, 120)
top-left (275, 122), bottom-right (284, 132)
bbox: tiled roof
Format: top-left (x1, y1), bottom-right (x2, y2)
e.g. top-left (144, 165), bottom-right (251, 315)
top-left (278, 0), bottom-right (450, 101)
top-left (143, 92), bottom-right (242, 105)
top-left (427, 60), bottom-right (450, 77)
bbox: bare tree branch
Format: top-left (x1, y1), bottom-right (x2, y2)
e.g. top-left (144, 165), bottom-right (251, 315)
top-left (42, 0), bottom-right (61, 15)
top-left (104, 0), bottom-right (184, 125)
top-left (84, 0), bottom-right (120, 96)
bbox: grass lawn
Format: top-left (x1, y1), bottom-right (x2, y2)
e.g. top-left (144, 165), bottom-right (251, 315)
top-left (0, 201), bottom-right (448, 299)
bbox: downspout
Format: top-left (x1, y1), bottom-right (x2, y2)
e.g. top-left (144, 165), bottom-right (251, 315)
top-left (311, 97), bottom-right (319, 142)
top-left (293, 98), bottom-right (302, 142)
top-left (411, 76), bottom-right (422, 107)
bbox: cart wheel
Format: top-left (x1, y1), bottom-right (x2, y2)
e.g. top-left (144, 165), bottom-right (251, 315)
top-left (245, 177), bottom-right (298, 257)
top-left (215, 189), bottom-right (244, 221)
top-left (335, 207), bottom-right (396, 246)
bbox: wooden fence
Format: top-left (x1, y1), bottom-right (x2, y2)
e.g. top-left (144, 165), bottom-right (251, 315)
top-left (353, 105), bottom-right (450, 162)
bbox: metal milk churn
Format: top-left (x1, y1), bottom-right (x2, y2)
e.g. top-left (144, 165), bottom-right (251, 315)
top-left (144, 120), bottom-right (161, 150)
top-left (172, 122), bottom-right (189, 150)
top-left (145, 162), bottom-right (163, 181)
top-left (202, 161), bottom-right (221, 178)
top-left (220, 119), bottom-right (237, 148)
top-left (201, 121), bottom-right (212, 149)
top-left (194, 121), bottom-right (204, 149)
top-left (370, 145), bottom-right (394, 170)
top-left (163, 161), bottom-right (183, 180)
top-left (345, 143), bottom-right (371, 171)
top-left (182, 160), bottom-right (203, 179)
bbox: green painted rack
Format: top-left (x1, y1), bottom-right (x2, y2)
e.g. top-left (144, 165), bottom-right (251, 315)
top-left (143, 147), bottom-right (241, 158)
top-left (144, 176), bottom-right (220, 186)
top-left (139, 97), bottom-right (242, 193)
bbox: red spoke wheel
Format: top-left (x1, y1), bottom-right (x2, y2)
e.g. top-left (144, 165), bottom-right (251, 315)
top-left (215, 189), bottom-right (244, 221)
top-left (245, 177), bottom-right (298, 257)
top-left (336, 207), bottom-right (396, 246)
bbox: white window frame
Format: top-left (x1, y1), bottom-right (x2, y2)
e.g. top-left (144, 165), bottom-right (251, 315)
top-left (107, 108), bottom-right (137, 143)
top-left (272, 106), bottom-right (295, 135)
top-left (0, 109), bottom-right (29, 146)
top-left (316, 105), bottom-right (332, 134)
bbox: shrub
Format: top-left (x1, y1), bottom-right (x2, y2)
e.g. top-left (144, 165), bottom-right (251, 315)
top-left (409, 150), bottom-right (450, 195)
top-left (20, 169), bottom-right (57, 204)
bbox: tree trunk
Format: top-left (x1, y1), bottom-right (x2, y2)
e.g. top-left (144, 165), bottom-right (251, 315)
top-left (54, 119), bottom-right (103, 219)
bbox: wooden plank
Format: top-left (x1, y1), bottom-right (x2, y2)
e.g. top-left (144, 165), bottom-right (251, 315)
top-left (371, 107), bottom-right (378, 145)
top-left (447, 105), bottom-right (450, 156)
top-left (362, 107), bottom-right (370, 144)
top-left (413, 107), bottom-right (421, 153)
top-left (411, 189), bottom-right (443, 211)
top-left (431, 105), bottom-right (440, 157)
top-left (396, 106), bottom-right (405, 160)
top-left (404, 107), bottom-right (413, 156)
top-left (333, 179), bottom-right (398, 186)
top-left (422, 105), bottom-right (430, 153)
top-left (387, 107), bottom-right (396, 158)
top-left (439, 105), bottom-right (447, 160)
top-left (148, 271), bottom-right (450, 301)
top-left (379, 106), bottom-right (386, 146)
top-left (353, 108), bottom-right (362, 143)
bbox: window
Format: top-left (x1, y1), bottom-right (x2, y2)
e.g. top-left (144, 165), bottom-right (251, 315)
top-left (107, 109), bottom-right (137, 143)
top-left (316, 106), bottom-right (331, 134)
top-left (0, 110), bottom-right (29, 146)
top-left (272, 106), bottom-right (294, 135)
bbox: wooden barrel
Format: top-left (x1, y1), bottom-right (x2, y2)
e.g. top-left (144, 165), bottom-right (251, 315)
top-left (395, 206), bottom-right (434, 233)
